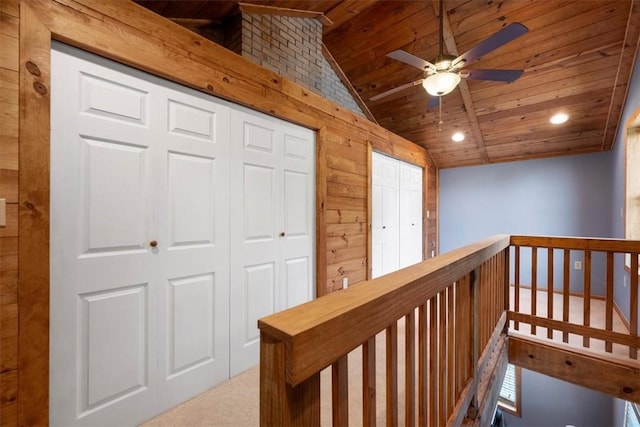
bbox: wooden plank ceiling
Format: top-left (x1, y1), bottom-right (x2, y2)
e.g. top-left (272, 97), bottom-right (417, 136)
top-left (135, 0), bottom-right (640, 168)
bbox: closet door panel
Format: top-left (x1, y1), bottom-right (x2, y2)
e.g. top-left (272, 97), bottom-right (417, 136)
top-left (167, 153), bottom-right (216, 246)
top-left (229, 110), bottom-right (281, 377)
top-left (244, 164), bottom-right (277, 241)
top-left (166, 273), bottom-right (216, 374)
top-left (229, 110), bottom-right (315, 376)
top-left (284, 256), bottom-right (311, 308)
top-left (371, 154), bottom-right (384, 278)
top-left (51, 44), bottom-right (159, 427)
top-left (280, 128), bottom-right (314, 309)
top-left (372, 152), bottom-right (400, 277)
top-left (399, 162), bottom-right (423, 269)
top-left (158, 86), bottom-right (231, 410)
top-left (244, 262), bottom-right (277, 343)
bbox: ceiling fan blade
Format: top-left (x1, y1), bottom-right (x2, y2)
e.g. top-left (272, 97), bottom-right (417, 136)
top-left (387, 50), bottom-right (436, 71)
top-left (369, 79), bottom-right (425, 101)
top-left (462, 69), bottom-right (524, 82)
top-left (452, 22), bottom-right (528, 69)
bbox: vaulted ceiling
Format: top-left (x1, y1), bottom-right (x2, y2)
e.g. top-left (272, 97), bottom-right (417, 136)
top-left (136, 1), bottom-right (640, 168)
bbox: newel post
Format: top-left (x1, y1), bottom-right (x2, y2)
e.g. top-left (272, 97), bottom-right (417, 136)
top-left (260, 332), bottom-right (321, 426)
top-left (467, 267), bottom-right (480, 420)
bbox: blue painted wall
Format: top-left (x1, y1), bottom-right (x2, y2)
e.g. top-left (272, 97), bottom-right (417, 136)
top-left (439, 152), bottom-right (613, 293)
top-left (503, 369), bottom-right (613, 427)
top-left (611, 57), bottom-right (640, 320)
top-left (440, 152), bottom-right (613, 252)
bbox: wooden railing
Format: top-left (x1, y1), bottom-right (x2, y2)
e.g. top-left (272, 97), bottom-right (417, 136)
top-left (259, 235), bottom-right (510, 426)
top-left (508, 235), bottom-right (640, 360)
top-left (259, 234), bottom-right (640, 425)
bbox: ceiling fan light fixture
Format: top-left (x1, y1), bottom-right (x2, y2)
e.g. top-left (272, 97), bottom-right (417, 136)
top-left (422, 72), bottom-right (461, 96)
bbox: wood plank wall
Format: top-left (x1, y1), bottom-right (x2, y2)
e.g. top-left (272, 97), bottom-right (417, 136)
top-left (0, 0), bottom-right (19, 425)
top-left (5, 1), bottom-right (438, 425)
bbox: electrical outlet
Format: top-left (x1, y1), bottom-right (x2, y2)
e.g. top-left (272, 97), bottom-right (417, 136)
top-left (574, 261), bottom-right (582, 270)
top-left (342, 277), bottom-right (348, 289)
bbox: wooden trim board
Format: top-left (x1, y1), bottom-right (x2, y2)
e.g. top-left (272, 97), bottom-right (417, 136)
top-left (18, 4), bottom-right (51, 425)
top-left (238, 2), bottom-right (333, 26)
top-left (509, 335), bottom-right (640, 405)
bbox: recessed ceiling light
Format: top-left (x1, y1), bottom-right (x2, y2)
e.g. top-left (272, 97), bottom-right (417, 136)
top-left (550, 113), bottom-right (569, 125)
top-left (452, 132), bottom-right (465, 142)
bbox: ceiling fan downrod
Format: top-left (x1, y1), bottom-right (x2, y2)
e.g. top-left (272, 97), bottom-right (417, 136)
top-left (438, 0), bottom-right (444, 59)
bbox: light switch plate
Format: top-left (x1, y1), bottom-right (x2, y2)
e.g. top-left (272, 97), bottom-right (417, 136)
top-left (0, 199), bottom-right (5, 227)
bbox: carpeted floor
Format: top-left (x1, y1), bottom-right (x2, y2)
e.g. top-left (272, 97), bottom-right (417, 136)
top-left (141, 319), bottom-right (410, 427)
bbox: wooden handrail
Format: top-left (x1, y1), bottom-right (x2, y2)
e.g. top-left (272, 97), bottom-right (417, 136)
top-left (259, 234), bottom-right (510, 426)
top-left (510, 235), bottom-right (640, 252)
top-left (259, 234), bottom-right (510, 386)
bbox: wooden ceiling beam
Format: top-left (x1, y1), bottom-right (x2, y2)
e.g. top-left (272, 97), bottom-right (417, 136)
top-left (323, 0), bottom-right (378, 34)
top-left (431, 0), bottom-right (489, 164)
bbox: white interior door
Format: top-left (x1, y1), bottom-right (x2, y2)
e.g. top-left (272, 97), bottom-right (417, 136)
top-left (371, 152), bottom-right (423, 279)
top-left (51, 44), bottom-right (160, 427)
top-left (372, 152), bottom-right (400, 278)
top-left (399, 162), bottom-right (423, 268)
top-left (229, 108), bottom-right (315, 377)
top-left (155, 82), bottom-right (231, 412)
top-left (280, 126), bottom-right (315, 310)
top-left (372, 153), bottom-right (384, 278)
top-left (51, 43), bottom-right (230, 426)
top-left (229, 110), bottom-right (280, 377)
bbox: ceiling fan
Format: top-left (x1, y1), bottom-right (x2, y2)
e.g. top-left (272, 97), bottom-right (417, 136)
top-left (370, 0), bottom-right (529, 103)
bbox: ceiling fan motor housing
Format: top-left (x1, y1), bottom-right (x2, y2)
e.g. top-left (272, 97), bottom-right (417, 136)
top-left (432, 54), bottom-right (458, 72)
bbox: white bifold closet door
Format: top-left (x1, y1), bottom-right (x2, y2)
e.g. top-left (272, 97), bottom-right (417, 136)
top-left (50, 43), bottom-right (231, 426)
top-left (371, 152), bottom-right (423, 279)
top-left (229, 109), bottom-right (315, 377)
top-left (50, 43), bottom-right (314, 426)
top-left (398, 159), bottom-right (423, 269)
